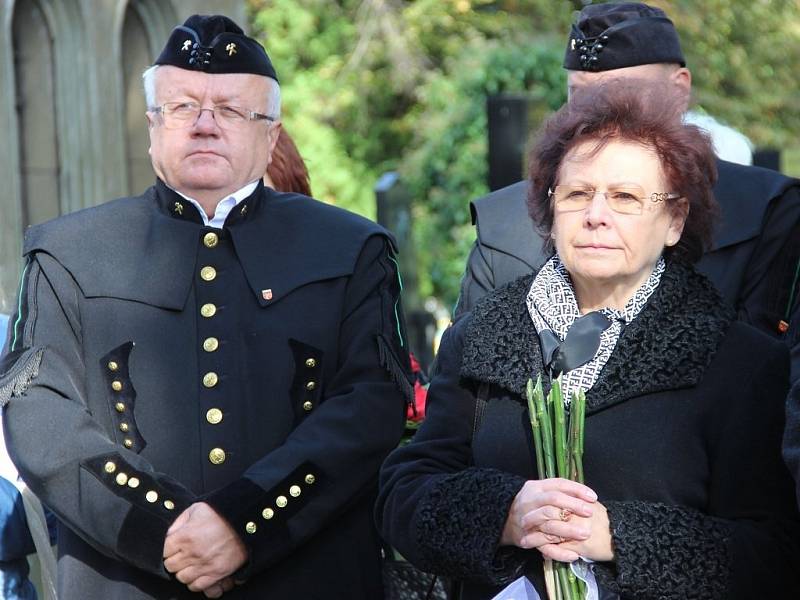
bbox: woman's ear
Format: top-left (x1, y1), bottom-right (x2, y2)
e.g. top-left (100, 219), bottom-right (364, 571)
top-left (666, 197), bottom-right (689, 246)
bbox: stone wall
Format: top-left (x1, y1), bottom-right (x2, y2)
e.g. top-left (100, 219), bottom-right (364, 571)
top-left (0, 0), bottom-right (246, 313)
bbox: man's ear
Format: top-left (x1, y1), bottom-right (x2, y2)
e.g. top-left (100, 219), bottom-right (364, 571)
top-left (670, 66), bottom-right (692, 111)
top-left (269, 121), bottom-right (282, 153)
top-left (265, 121), bottom-right (282, 167)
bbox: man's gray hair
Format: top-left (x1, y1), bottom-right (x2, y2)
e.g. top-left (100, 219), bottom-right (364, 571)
top-left (141, 65), bottom-right (281, 120)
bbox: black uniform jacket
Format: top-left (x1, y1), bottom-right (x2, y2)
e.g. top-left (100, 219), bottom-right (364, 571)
top-left (378, 261), bottom-right (800, 600)
top-left (455, 159), bottom-right (800, 340)
top-left (0, 180), bottom-right (411, 599)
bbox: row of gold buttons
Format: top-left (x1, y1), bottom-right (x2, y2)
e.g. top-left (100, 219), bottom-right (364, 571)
top-left (109, 361), bottom-right (134, 449)
top-left (244, 473), bottom-right (317, 535)
top-left (303, 357), bottom-right (317, 412)
top-left (104, 461), bottom-right (175, 510)
top-left (199, 237), bottom-right (225, 465)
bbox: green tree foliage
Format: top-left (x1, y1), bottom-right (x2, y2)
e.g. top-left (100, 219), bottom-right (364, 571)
top-left (249, 0), bottom-right (800, 309)
top-left (658, 0), bottom-right (800, 149)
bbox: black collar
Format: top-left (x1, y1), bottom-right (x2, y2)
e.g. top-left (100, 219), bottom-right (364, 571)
top-left (154, 178), bottom-right (265, 227)
top-left (460, 260), bottom-right (734, 413)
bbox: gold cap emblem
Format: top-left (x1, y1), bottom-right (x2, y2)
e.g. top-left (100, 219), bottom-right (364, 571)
top-left (226, 43), bottom-right (237, 57)
top-left (182, 40), bottom-right (192, 51)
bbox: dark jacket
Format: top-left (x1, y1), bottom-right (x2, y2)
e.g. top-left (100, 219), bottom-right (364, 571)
top-left (0, 181), bottom-right (411, 599)
top-left (455, 160), bottom-right (800, 340)
top-left (378, 261), bottom-right (800, 599)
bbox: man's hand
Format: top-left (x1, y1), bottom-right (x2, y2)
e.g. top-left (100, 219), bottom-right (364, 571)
top-left (163, 502), bottom-right (248, 594)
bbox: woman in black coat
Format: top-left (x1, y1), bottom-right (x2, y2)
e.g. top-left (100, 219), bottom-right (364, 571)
top-left (376, 84), bottom-right (800, 599)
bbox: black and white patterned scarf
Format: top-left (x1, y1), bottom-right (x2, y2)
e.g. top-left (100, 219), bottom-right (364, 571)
top-left (526, 255), bottom-right (665, 404)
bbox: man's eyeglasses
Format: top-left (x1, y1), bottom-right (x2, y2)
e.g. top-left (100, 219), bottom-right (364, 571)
top-left (151, 102), bottom-right (275, 130)
top-left (549, 184), bottom-right (681, 216)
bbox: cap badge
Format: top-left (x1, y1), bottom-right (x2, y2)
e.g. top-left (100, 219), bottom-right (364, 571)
top-left (576, 35), bottom-right (609, 71)
top-left (570, 39), bottom-right (576, 51)
top-left (226, 43), bottom-right (238, 57)
top-left (182, 40), bottom-right (192, 52)
top-left (262, 289), bottom-right (273, 301)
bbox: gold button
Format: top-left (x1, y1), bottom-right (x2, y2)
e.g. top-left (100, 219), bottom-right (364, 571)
top-left (104, 461), bottom-right (116, 474)
top-left (201, 303), bottom-right (217, 318)
top-left (200, 266), bottom-right (217, 282)
top-left (209, 447), bottom-right (226, 465)
top-left (203, 372), bottom-right (219, 388)
top-left (305, 381), bottom-right (316, 391)
top-left (116, 472), bottom-right (128, 486)
top-left (203, 232), bottom-right (219, 248)
top-left (305, 358), bottom-right (316, 368)
top-left (108, 361), bottom-right (119, 371)
top-left (276, 495), bottom-right (288, 508)
top-left (119, 422), bottom-right (129, 433)
top-left (245, 521), bottom-right (257, 534)
top-left (262, 508), bottom-right (274, 520)
top-left (164, 500), bottom-right (175, 510)
top-left (123, 439), bottom-right (133, 449)
top-left (206, 408), bottom-right (223, 425)
top-left (145, 490), bottom-right (158, 503)
top-left (303, 401), bottom-right (313, 412)
top-left (115, 402), bottom-right (125, 413)
top-left (111, 380), bottom-right (123, 392)
top-left (305, 474), bottom-right (315, 485)
top-left (203, 337), bottom-right (219, 352)
top-left (289, 485), bottom-right (301, 498)
top-left (127, 477), bottom-right (140, 488)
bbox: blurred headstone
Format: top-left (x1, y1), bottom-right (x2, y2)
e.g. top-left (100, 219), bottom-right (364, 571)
top-left (488, 94), bottom-right (529, 191)
top-left (753, 148), bottom-right (781, 172)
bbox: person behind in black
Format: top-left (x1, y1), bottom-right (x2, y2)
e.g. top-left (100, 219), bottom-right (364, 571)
top-left (455, 2), bottom-right (800, 344)
top-left (376, 83), bottom-right (800, 600)
top-left (0, 14), bottom-right (411, 600)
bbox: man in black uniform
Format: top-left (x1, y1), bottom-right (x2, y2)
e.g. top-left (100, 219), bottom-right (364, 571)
top-left (455, 2), bottom-right (800, 343)
top-left (0, 15), bottom-right (411, 600)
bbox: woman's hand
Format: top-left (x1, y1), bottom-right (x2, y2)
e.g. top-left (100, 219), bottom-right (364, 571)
top-left (501, 478), bottom-right (597, 560)
top-left (538, 501), bottom-right (614, 563)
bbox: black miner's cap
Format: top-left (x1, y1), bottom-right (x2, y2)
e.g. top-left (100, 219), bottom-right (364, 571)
top-left (155, 14), bottom-right (278, 82)
top-left (563, 2), bottom-right (685, 72)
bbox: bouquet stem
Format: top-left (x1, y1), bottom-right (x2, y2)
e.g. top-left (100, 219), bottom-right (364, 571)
top-left (526, 376), bottom-right (587, 600)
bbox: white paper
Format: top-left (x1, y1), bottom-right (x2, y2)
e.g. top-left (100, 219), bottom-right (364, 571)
top-left (491, 576), bottom-right (541, 600)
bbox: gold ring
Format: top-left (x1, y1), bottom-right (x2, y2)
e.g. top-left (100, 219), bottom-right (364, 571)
top-left (559, 508), bottom-right (571, 522)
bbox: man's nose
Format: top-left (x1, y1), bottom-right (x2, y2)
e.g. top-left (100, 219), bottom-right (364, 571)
top-left (192, 108), bottom-right (220, 134)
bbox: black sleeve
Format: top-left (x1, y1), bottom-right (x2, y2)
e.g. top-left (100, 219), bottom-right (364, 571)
top-left (597, 340), bottom-right (800, 599)
top-left (0, 254), bottom-right (195, 578)
top-left (739, 185), bottom-right (800, 336)
top-left (376, 318), bottom-right (527, 586)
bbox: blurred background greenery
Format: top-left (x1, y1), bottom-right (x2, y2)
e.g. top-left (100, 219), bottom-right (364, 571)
top-left (249, 0), bottom-right (800, 313)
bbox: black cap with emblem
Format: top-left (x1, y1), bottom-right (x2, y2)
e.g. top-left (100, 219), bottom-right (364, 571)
top-left (155, 14), bottom-right (278, 82)
top-left (563, 2), bottom-right (685, 72)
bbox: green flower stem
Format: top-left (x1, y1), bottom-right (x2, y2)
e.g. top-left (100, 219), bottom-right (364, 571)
top-left (573, 390), bottom-right (585, 483)
top-left (527, 377), bottom-right (546, 479)
top-left (551, 377), bottom-right (568, 479)
top-left (556, 562), bottom-right (572, 600)
top-left (533, 378), bottom-right (556, 478)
